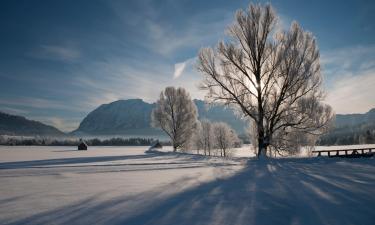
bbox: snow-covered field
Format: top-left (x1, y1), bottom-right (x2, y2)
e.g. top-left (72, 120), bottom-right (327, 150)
top-left (0, 145), bottom-right (374, 225)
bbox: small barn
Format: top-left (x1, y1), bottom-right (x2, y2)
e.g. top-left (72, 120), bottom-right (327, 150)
top-left (78, 140), bottom-right (88, 150)
top-left (151, 141), bottom-right (163, 149)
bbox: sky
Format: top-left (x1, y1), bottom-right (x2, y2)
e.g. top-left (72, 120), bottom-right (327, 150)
top-left (0, 0), bottom-right (374, 132)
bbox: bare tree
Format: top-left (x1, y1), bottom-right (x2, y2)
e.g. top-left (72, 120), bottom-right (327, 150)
top-left (212, 122), bottom-right (240, 157)
top-left (194, 120), bottom-right (214, 156)
top-left (198, 3), bottom-right (333, 157)
top-left (191, 121), bottom-right (203, 154)
top-left (151, 87), bottom-right (198, 152)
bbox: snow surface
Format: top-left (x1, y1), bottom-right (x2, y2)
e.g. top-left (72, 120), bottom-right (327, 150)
top-left (0, 145), bottom-right (374, 225)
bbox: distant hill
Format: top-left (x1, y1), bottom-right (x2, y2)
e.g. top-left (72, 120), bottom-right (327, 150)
top-left (73, 99), bottom-right (248, 136)
top-left (73, 99), bottom-right (159, 135)
top-left (335, 109), bottom-right (375, 127)
top-left (318, 109), bottom-right (375, 145)
top-left (0, 111), bottom-right (65, 137)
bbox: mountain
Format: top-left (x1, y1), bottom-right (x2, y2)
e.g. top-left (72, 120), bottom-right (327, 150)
top-left (318, 108), bottom-right (375, 145)
top-left (335, 108), bottom-right (375, 127)
top-left (74, 99), bottom-right (158, 135)
top-left (0, 112), bottom-right (65, 137)
top-left (73, 99), bottom-right (248, 136)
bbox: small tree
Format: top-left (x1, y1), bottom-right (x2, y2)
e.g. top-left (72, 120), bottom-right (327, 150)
top-left (201, 120), bottom-right (214, 156)
top-left (192, 120), bottom-right (214, 155)
top-left (191, 121), bottom-right (203, 154)
top-left (198, 3), bottom-right (333, 157)
top-left (212, 122), bottom-right (240, 157)
top-left (151, 87), bottom-right (198, 152)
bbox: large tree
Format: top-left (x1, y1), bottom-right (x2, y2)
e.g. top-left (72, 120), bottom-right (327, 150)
top-left (197, 4), bottom-right (333, 157)
top-left (151, 87), bottom-right (198, 152)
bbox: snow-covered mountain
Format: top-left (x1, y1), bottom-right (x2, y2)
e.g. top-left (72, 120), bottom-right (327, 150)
top-left (0, 111), bottom-right (65, 137)
top-left (73, 99), bottom-right (248, 135)
top-left (73, 99), bottom-right (159, 135)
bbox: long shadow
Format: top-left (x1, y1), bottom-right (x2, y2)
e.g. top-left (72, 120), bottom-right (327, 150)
top-left (0, 150), bottom-right (242, 170)
top-left (52, 150), bottom-right (83, 152)
top-left (0, 153), bottom-right (164, 169)
top-left (5, 158), bottom-right (375, 225)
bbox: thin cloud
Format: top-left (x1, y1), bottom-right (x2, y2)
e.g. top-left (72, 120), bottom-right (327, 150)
top-left (0, 97), bottom-right (86, 112)
top-left (173, 57), bottom-right (196, 79)
top-left (325, 69), bottom-right (375, 114)
top-left (173, 62), bottom-right (187, 79)
top-left (0, 107), bottom-right (28, 115)
top-left (30, 44), bottom-right (81, 62)
top-left (322, 45), bottom-right (375, 114)
top-left (109, 1), bottom-right (233, 57)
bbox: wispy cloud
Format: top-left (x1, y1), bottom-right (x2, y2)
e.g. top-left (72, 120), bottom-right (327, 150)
top-left (322, 45), bottom-right (375, 114)
top-left (173, 57), bottom-right (196, 79)
top-left (0, 107), bottom-right (28, 115)
top-left (30, 44), bottom-right (81, 62)
top-left (326, 69), bottom-right (375, 114)
top-left (72, 59), bottom-right (171, 105)
top-left (71, 53), bottom-right (205, 106)
top-left (321, 45), bottom-right (375, 70)
top-left (109, 1), bottom-right (233, 57)
top-left (0, 97), bottom-right (86, 112)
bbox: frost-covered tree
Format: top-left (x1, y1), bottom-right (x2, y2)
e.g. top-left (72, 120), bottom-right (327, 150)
top-left (151, 87), bottom-right (198, 152)
top-left (212, 122), bottom-right (240, 157)
top-left (190, 121), bottom-right (203, 154)
top-left (198, 3), bottom-right (333, 157)
top-left (202, 120), bottom-right (215, 156)
top-left (194, 120), bottom-right (214, 156)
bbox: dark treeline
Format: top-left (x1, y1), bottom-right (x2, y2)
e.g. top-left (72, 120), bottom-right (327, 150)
top-left (0, 136), bottom-right (171, 146)
top-left (2, 130), bottom-right (374, 147)
top-left (318, 126), bottom-right (375, 145)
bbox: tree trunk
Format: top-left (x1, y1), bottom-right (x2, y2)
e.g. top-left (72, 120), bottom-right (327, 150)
top-left (173, 145), bottom-right (177, 152)
top-left (257, 125), bottom-right (265, 157)
top-left (257, 137), bottom-right (263, 157)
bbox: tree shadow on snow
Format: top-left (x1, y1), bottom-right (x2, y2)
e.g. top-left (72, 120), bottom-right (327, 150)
top-left (5, 158), bottom-right (375, 225)
top-left (0, 150), bottom-right (190, 169)
top-left (0, 154), bottom-right (156, 169)
top-left (0, 150), bottom-right (239, 170)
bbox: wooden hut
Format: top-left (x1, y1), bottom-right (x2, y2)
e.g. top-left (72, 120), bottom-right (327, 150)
top-left (151, 141), bottom-right (163, 149)
top-left (78, 140), bottom-right (88, 150)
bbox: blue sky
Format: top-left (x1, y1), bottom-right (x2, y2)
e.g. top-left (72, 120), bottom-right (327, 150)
top-left (0, 0), bottom-right (374, 131)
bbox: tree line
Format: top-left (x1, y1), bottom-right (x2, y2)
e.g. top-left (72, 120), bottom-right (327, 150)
top-left (318, 127), bottom-right (375, 145)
